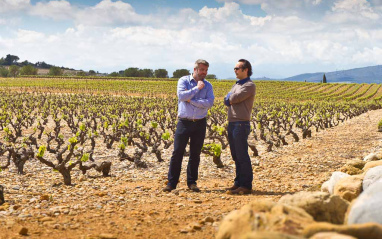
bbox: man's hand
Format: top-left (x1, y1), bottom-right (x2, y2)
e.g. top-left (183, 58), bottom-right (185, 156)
top-left (197, 80), bottom-right (205, 90)
top-left (224, 92), bottom-right (232, 106)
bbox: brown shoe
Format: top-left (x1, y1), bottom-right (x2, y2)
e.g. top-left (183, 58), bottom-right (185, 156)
top-left (163, 185), bottom-right (174, 192)
top-left (229, 187), bottom-right (252, 195)
top-left (225, 185), bottom-right (239, 191)
top-left (188, 184), bottom-right (200, 192)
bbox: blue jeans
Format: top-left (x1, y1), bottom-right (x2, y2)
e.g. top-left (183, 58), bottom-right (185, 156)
top-left (228, 121), bottom-right (253, 190)
top-left (167, 118), bottom-right (206, 188)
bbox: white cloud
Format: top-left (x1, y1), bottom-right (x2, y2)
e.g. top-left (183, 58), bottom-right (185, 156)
top-left (29, 0), bottom-right (75, 20)
top-left (217, 0), bottom-right (333, 19)
top-left (1, 1), bottom-right (382, 78)
top-left (352, 47), bottom-right (382, 64)
top-left (75, 0), bottom-right (147, 26)
top-left (26, 0), bottom-right (149, 26)
top-left (326, 0), bottom-right (380, 26)
top-left (0, 0), bottom-right (30, 13)
top-left (199, 2), bottom-right (242, 21)
top-left (16, 30), bottom-right (46, 43)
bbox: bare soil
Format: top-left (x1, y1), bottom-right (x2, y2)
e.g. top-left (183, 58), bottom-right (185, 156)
top-left (1, 109), bottom-right (382, 239)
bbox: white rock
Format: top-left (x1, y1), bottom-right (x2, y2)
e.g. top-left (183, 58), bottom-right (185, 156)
top-left (363, 153), bottom-right (379, 162)
top-left (347, 179), bottom-right (382, 224)
top-left (326, 172), bottom-right (351, 195)
top-left (321, 181), bottom-right (329, 193)
top-left (362, 165), bottom-right (382, 191)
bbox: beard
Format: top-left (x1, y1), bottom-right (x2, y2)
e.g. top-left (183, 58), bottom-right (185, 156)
top-left (196, 70), bottom-right (206, 79)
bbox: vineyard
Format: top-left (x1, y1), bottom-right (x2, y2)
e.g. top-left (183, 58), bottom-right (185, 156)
top-left (0, 77), bottom-right (382, 185)
top-left (1, 77), bottom-right (382, 238)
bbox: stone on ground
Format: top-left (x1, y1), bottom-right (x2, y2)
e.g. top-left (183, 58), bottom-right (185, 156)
top-left (362, 165), bottom-right (382, 190)
top-left (279, 191), bottom-right (349, 224)
top-left (309, 232), bottom-right (357, 239)
top-left (216, 200), bottom-right (314, 239)
top-left (303, 222), bottom-right (382, 239)
top-left (363, 160), bottom-right (382, 171)
top-left (322, 172), bottom-right (350, 195)
top-left (333, 174), bottom-right (364, 202)
top-left (347, 179), bottom-right (382, 224)
top-left (344, 159), bottom-right (366, 170)
top-left (243, 231), bottom-right (306, 239)
top-left (363, 153), bottom-right (379, 162)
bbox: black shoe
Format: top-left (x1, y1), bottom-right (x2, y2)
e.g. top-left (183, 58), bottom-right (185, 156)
top-left (225, 185), bottom-right (239, 191)
top-left (163, 185), bottom-right (174, 192)
top-left (188, 184), bottom-right (200, 192)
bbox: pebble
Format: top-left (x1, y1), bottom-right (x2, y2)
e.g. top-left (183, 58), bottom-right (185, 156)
top-left (99, 233), bottom-right (117, 239)
top-left (40, 194), bottom-right (50, 201)
top-left (203, 216), bottom-right (215, 223)
top-left (191, 223), bottom-right (202, 230)
top-left (18, 214), bottom-right (32, 218)
top-left (41, 217), bottom-right (54, 222)
top-left (19, 227), bottom-right (28, 235)
top-left (29, 198), bottom-right (38, 203)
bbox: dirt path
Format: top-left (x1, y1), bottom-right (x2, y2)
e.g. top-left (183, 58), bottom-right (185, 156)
top-left (1, 109), bottom-right (382, 239)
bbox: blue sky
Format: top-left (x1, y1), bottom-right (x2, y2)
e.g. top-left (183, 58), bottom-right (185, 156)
top-left (1, 0), bottom-right (382, 79)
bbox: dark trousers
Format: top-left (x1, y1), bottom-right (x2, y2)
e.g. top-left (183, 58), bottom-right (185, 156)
top-left (167, 118), bottom-right (206, 188)
top-left (228, 121), bottom-right (253, 190)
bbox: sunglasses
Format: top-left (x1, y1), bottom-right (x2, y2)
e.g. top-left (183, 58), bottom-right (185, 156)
top-left (234, 67), bottom-right (242, 71)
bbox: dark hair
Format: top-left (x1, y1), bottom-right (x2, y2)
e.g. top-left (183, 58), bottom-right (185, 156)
top-left (238, 59), bottom-right (252, 77)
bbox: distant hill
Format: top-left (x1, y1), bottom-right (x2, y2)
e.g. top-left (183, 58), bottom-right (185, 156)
top-left (283, 65), bottom-right (382, 84)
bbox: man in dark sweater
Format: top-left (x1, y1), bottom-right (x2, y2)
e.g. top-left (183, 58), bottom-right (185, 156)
top-left (224, 59), bottom-right (256, 194)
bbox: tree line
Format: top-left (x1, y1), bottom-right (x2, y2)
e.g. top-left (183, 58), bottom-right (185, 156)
top-left (0, 54), bottom-right (217, 79)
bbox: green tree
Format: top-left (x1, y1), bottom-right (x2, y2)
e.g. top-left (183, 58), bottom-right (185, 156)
top-left (88, 70), bottom-right (96, 76)
top-left (172, 69), bottom-right (190, 78)
top-left (206, 74), bottom-right (216, 79)
top-left (109, 72), bottom-right (120, 77)
top-left (36, 61), bottom-right (51, 69)
top-left (0, 67), bottom-right (9, 77)
top-left (154, 69), bottom-right (168, 78)
top-left (323, 74), bottom-right (327, 83)
top-left (4, 54), bottom-right (19, 65)
top-left (20, 65), bottom-right (38, 75)
top-left (124, 67), bottom-right (139, 77)
top-left (9, 65), bottom-right (20, 77)
top-left (138, 69), bottom-right (154, 78)
top-left (76, 71), bottom-right (86, 76)
top-left (5, 55), bottom-right (19, 65)
top-left (49, 66), bottom-right (63, 76)
top-left (20, 60), bottom-right (31, 66)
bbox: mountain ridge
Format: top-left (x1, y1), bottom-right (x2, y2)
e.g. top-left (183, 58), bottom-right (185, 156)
top-left (280, 65), bottom-right (382, 84)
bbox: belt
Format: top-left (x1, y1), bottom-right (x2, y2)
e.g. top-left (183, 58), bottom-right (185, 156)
top-left (179, 117), bottom-right (205, 122)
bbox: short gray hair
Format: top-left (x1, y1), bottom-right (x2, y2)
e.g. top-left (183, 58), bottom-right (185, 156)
top-left (194, 59), bottom-right (209, 69)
